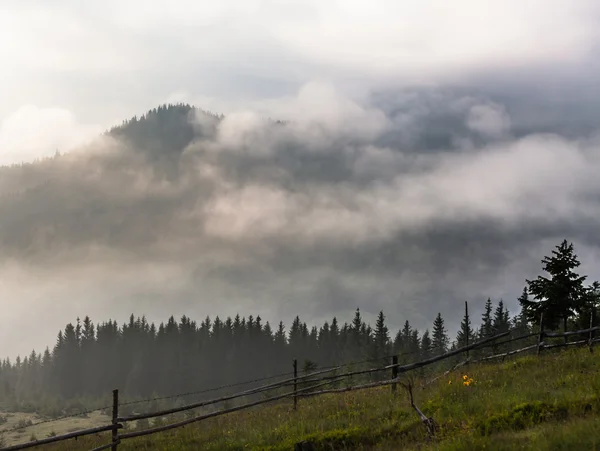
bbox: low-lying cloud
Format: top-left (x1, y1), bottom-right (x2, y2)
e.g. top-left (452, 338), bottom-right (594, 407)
top-left (0, 106), bottom-right (102, 166)
top-left (1, 82), bottom-right (600, 360)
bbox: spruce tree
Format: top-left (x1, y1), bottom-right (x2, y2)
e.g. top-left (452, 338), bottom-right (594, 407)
top-left (456, 302), bottom-right (474, 348)
top-left (352, 308), bottom-right (363, 333)
top-left (409, 329), bottom-right (420, 355)
top-left (288, 316), bottom-right (303, 352)
top-left (330, 318), bottom-right (339, 344)
top-left (522, 240), bottom-right (587, 332)
top-left (263, 322), bottom-right (273, 344)
top-left (480, 298), bottom-right (493, 339)
top-left (318, 322), bottom-right (331, 363)
top-left (393, 328), bottom-right (403, 354)
top-left (274, 321), bottom-right (286, 346)
top-left (373, 311), bottom-right (390, 359)
top-left (576, 281), bottom-right (600, 331)
top-left (350, 308), bottom-right (365, 358)
top-left (308, 327), bottom-right (319, 362)
top-left (512, 307), bottom-right (530, 338)
top-left (329, 318), bottom-right (340, 362)
top-left (420, 330), bottom-right (432, 359)
top-left (492, 300), bottom-right (510, 334)
top-left (432, 313), bottom-right (449, 355)
top-left (3, 301), bottom-right (540, 410)
top-left (397, 321), bottom-right (413, 355)
top-left (401, 321), bottom-right (412, 345)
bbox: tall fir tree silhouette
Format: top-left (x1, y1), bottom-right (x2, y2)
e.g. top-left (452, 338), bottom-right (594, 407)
top-left (521, 240), bottom-right (587, 332)
top-left (432, 313), bottom-right (449, 355)
top-left (456, 302), bottom-right (474, 348)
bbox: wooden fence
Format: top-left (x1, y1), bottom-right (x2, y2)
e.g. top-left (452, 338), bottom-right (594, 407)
top-left (2, 321), bottom-right (598, 451)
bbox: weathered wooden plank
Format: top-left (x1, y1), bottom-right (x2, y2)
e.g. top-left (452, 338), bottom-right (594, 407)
top-left (545, 326), bottom-right (600, 338)
top-left (119, 378), bottom-right (346, 440)
top-left (118, 365), bottom-right (340, 422)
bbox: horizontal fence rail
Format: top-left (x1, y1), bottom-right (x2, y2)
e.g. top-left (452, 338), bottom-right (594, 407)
top-left (285, 331), bottom-right (512, 390)
top-left (544, 338), bottom-right (600, 350)
top-left (119, 376), bottom-right (349, 440)
top-left (117, 365), bottom-right (342, 423)
top-left (482, 331), bottom-right (538, 348)
top-left (298, 376), bottom-right (402, 399)
top-left (472, 344), bottom-right (538, 362)
top-left (384, 331), bottom-right (510, 372)
top-left (2, 424), bottom-right (120, 451)
top-left (2, 316), bottom-right (597, 450)
top-left (544, 326), bottom-right (600, 338)
top-left (115, 369), bottom-right (302, 408)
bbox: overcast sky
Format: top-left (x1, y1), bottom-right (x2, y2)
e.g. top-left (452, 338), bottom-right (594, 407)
top-left (1, 0), bottom-right (600, 359)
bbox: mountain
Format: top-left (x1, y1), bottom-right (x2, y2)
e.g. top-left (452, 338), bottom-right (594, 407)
top-left (106, 104), bottom-right (222, 158)
top-left (1, 91), bottom-right (600, 364)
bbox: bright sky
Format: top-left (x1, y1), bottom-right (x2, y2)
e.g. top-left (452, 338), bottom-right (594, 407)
top-left (1, 0), bottom-right (599, 165)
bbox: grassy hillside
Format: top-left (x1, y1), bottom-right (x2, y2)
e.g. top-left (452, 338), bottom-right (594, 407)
top-left (5, 346), bottom-right (600, 450)
top-left (0, 411), bottom-right (110, 447)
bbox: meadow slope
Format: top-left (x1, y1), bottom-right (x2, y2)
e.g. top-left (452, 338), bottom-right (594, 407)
top-left (4, 346), bottom-right (600, 450)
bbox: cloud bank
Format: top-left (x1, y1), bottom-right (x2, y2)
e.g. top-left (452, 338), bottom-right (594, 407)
top-left (1, 0), bottom-right (600, 359)
top-left (1, 82), bottom-right (600, 359)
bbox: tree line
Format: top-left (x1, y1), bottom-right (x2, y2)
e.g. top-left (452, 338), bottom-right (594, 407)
top-left (0, 239), bottom-right (597, 416)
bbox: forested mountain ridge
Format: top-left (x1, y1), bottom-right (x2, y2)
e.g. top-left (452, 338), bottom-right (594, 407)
top-left (0, 104), bottom-right (213, 259)
top-left (0, 103), bottom-right (288, 259)
top-left (2, 92), bottom-right (600, 388)
top-left (105, 104), bottom-right (222, 158)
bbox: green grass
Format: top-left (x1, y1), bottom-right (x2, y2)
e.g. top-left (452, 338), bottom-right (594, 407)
top-left (0, 410), bottom-right (110, 447)
top-left (5, 347), bottom-right (600, 450)
top-left (408, 416), bottom-right (600, 451)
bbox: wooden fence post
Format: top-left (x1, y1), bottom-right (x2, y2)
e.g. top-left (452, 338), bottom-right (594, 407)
top-left (465, 301), bottom-right (470, 359)
top-left (293, 359), bottom-right (298, 411)
top-left (537, 313), bottom-right (545, 356)
top-left (391, 355), bottom-right (398, 395)
top-left (112, 389), bottom-right (119, 450)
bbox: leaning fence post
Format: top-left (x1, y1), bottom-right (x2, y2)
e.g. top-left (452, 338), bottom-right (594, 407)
top-left (391, 355), bottom-right (398, 395)
top-left (112, 389), bottom-right (119, 450)
top-left (293, 359), bottom-right (298, 411)
top-left (537, 313), bottom-right (545, 356)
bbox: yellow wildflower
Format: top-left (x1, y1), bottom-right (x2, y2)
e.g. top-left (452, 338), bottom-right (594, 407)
top-left (463, 375), bottom-right (468, 380)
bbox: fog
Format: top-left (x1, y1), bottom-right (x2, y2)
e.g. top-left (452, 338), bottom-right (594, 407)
top-left (1, 0), bottom-right (600, 359)
top-left (1, 81), bottom-right (600, 359)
